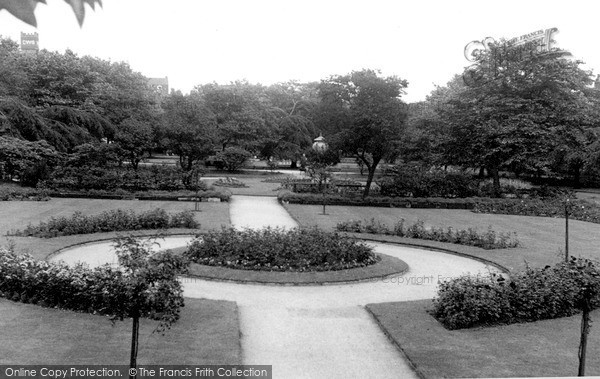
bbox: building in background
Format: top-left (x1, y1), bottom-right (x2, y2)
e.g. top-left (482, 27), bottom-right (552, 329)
top-left (147, 77), bottom-right (169, 96)
top-left (20, 32), bottom-right (39, 53)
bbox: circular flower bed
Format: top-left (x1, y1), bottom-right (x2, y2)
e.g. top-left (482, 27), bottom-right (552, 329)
top-left (184, 227), bottom-right (380, 272)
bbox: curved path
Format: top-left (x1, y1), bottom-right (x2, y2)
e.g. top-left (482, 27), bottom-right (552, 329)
top-left (52, 195), bottom-right (500, 378)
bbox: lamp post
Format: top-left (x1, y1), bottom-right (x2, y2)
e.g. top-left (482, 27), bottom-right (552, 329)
top-left (565, 196), bottom-right (571, 262)
top-left (312, 134), bottom-right (329, 215)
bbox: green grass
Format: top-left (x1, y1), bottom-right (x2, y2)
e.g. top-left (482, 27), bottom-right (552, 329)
top-left (0, 196), bottom-right (239, 365)
top-left (0, 297), bottom-right (241, 364)
top-left (283, 203), bottom-right (600, 272)
top-left (0, 198), bottom-right (230, 260)
top-left (367, 300), bottom-right (600, 378)
top-left (286, 202), bottom-right (600, 377)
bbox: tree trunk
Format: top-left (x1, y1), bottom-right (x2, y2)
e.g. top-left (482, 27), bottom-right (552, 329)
top-left (573, 165), bottom-right (582, 189)
top-left (578, 304), bottom-right (591, 376)
top-left (489, 166), bottom-right (501, 198)
top-left (290, 160), bottom-right (297, 169)
top-left (362, 165), bottom-right (376, 199)
top-left (129, 314), bottom-right (140, 379)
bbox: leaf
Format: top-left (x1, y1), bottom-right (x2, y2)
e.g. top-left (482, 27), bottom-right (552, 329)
top-left (0, 0), bottom-right (43, 27)
top-left (63, 0), bottom-right (102, 27)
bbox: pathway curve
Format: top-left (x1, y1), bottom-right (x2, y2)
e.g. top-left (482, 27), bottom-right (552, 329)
top-left (52, 195), bottom-right (500, 378)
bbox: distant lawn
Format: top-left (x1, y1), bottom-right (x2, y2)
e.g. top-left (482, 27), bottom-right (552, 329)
top-left (0, 198), bottom-right (230, 260)
top-left (0, 297), bottom-right (241, 364)
top-left (367, 300), bottom-right (600, 378)
top-left (283, 203), bottom-right (600, 272)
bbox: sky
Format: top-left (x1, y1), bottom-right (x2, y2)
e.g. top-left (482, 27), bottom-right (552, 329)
top-left (1, 0), bottom-right (599, 103)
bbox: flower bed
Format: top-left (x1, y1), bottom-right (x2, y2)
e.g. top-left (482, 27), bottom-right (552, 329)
top-left (336, 218), bottom-right (519, 249)
top-left (11, 208), bottom-right (199, 238)
top-left (185, 227), bottom-right (379, 272)
top-left (432, 257), bottom-right (600, 329)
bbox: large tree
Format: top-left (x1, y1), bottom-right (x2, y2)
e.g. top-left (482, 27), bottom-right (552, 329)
top-left (161, 91), bottom-right (216, 171)
top-left (318, 69), bottom-right (408, 197)
top-left (438, 40), bottom-right (597, 195)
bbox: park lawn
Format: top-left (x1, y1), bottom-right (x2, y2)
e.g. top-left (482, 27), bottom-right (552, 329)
top-left (367, 300), bottom-right (600, 378)
top-left (284, 203), bottom-right (600, 377)
top-left (204, 176), bottom-right (283, 196)
top-left (0, 198), bottom-right (230, 260)
top-left (283, 203), bottom-right (600, 272)
top-left (0, 297), bottom-right (241, 365)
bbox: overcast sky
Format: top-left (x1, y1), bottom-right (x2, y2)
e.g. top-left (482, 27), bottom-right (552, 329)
top-left (1, 0), bottom-right (599, 103)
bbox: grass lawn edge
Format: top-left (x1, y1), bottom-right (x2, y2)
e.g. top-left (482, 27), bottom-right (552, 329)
top-left (364, 304), bottom-right (427, 379)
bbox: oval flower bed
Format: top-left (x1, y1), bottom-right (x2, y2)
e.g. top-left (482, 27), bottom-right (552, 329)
top-left (184, 227), bottom-right (379, 272)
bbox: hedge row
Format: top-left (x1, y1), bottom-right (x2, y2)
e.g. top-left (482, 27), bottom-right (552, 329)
top-left (280, 192), bottom-right (600, 224)
top-left (46, 189), bottom-right (231, 202)
top-left (278, 191), bottom-right (477, 209)
top-left (336, 218), bottom-right (519, 249)
top-left (0, 247), bottom-right (186, 321)
top-left (185, 227), bottom-right (379, 272)
top-left (12, 208), bottom-right (199, 238)
top-left (0, 248), bottom-right (126, 312)
top-left (432, 257), bottom-right (600, 329)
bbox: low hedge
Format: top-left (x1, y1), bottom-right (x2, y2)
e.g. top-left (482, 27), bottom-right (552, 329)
top-left (278, 191), bottom-right (476, 209)
top-left (12, 208), bottom-right (199, 238)
top-left (185, 227), bottom-right (379, 272)
top-left (0, 247), bottom-right (185, 320)
top-left (280, 192), bottom-right (600, 224)
top-left (46, 188), bottom-right (232, 202)
top-left (0, 185), bottom-right (49, 201)
top-left (336, 218), bottom-right (520, 249)
top-left (473, 197), bottom-right (600, 224)
top-left (432, 257), bottom-right (600, 329)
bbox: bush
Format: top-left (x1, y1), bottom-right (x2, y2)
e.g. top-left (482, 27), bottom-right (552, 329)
top-left (215, 147), bottom-right (251, 172)
top-left (185, 227), bottom-right (379, 272)
top-left (336, 218), bottom-right (520, 249)
top-left (0, 245), bottom-right (187, 320)
top-left (13, 209), bottom-right (199, 237)
top-left (432, 257), bottom-right (600, 329)
top-left (473, 197), bottom-right (600, 224)
top-left (45, 165), bottom-right (208, 193)
top-left (378, 165), bottom-right (479, 198)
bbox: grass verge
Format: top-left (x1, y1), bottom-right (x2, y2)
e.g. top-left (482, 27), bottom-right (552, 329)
top-left (366, 300), bottom-right (600, 378)
top-left (283, 203), bottom-right (600, 272)
top-left (0, 297), bottom-right (241, 364)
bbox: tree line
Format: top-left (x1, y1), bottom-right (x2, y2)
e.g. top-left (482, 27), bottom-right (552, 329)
top-left (2, 35), bottom-right (600, 197)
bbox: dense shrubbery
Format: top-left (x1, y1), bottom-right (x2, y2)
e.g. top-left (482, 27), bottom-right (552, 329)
top-left (336, 218), bottom-right (519, 249)
top-left (378, 165), bottom-right (479, 198)
top-left (473, 197), bottom-right (600, 224)
top-left (213, 177), bottom-right (248, 188)
top-left (0, 245), bottom-right (187, 321)
top-left (185, 227), bottom-right (379, 272)
top-left (44, 165), bottom-right (208, 192)
top-left (12, 209), bottom-right (199, 237)
top-left (279, 191), bottom-right (476, 209)
top-left (0, 183), bottom-right (49, 201)
top-left (433, 257), bottom-right (600, 329)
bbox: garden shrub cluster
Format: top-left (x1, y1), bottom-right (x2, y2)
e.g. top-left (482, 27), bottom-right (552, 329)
top-left (336, 218), bottom-right (519, 249)
top-left (279, 191), bottom-right (476, 209)
top-left (44, 165), bottom-right (208, 192)
top-left (0, 184), bottom-right (49, 201)
top-left (0, 246), bottom-right (186, 321)
top-left (213, 177), bottom-right (248, 188)
top-left (432, 257), bottom-right (600, 329)
top-left (185, 227), bottom-right (379, 272)
top-left (473, 197), bottom-right (600, 224)
top-left (378, 165), bottom-right (479, 198)
top-left (13, 208), bottom-right (199, 238)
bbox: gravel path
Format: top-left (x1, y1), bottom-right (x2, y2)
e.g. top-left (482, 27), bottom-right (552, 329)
top-left (51, 195), bottom-right (499, 378)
